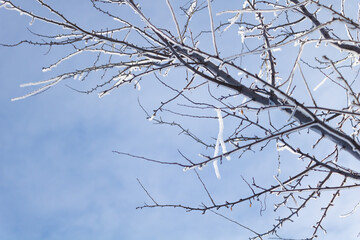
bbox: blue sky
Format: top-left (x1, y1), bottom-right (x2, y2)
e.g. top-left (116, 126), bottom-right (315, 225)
top-left (0, 1), bottom-right (250, 239)
top-left (1, 0), bottom-right (360, 239)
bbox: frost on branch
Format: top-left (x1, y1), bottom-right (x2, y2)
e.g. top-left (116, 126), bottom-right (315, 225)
top-left (3, 0), bottom-right (360, 239)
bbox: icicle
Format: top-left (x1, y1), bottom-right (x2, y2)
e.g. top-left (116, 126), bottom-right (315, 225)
top-left (313, 76), bottom-right (328, 91)
top-left (216, 109), bottom-right (230, 161)
top-left (134, 80), bottom-right (141, 91)
top-left (198, 162), bottom-right (207, 170)
top-left (238, 26), bottom-right (246, 43)
top-left (183, 165), bottom-right (196, 172)
top-left (187, 0), bottom-right (197, 16)
top-left (161, 68), bottom-right (170, 77)
top-left (29, 16), bottom-right (34, 26)
top-left (78, 72), bottom-right (85, 81)
top-left (212, 108), bottom-right (231, 179)
top-left (213, 160), bottom-right (221, 179)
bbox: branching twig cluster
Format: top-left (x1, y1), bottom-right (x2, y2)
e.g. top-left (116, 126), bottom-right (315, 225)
top-left (1, 0), bottom-right (360, 239)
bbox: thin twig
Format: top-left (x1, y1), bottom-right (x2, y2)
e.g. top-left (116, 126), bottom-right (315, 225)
top-left (207, 0), bottom-right (219, 56)
top-left (137, 178), bottom-right (158, 205)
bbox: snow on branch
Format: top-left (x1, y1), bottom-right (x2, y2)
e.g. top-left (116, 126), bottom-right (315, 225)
top-left (3, 0), bottom-right (360, 238)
